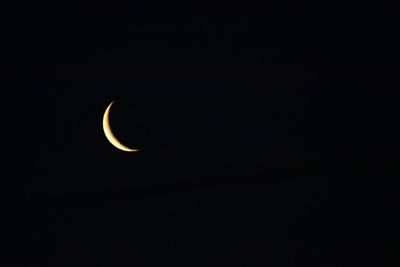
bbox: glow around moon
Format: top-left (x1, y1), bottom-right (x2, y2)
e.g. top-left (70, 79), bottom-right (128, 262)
top-left (102, 101), bottom-right (139, 152)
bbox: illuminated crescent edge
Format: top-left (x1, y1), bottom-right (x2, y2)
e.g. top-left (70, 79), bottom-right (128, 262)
top-left (102, 101), bottom-right (139, 152)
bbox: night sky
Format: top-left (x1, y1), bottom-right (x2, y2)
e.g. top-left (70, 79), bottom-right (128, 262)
top-left (2, 10), bottom-right (397, 266)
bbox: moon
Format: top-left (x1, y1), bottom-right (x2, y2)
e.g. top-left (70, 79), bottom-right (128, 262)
top-left (102, 101), bottom-right (139, 152)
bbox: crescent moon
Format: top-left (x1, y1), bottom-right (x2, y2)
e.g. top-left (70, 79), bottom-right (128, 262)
top-left (102, 101), bottom-right (139, 152)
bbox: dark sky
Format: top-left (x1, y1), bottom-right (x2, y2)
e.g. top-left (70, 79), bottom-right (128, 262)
top-left (1, 10), bottom-right (397, 266)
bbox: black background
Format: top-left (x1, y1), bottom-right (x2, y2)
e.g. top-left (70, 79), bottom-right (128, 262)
top-left (1, 5), bottom-right (398, 266)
